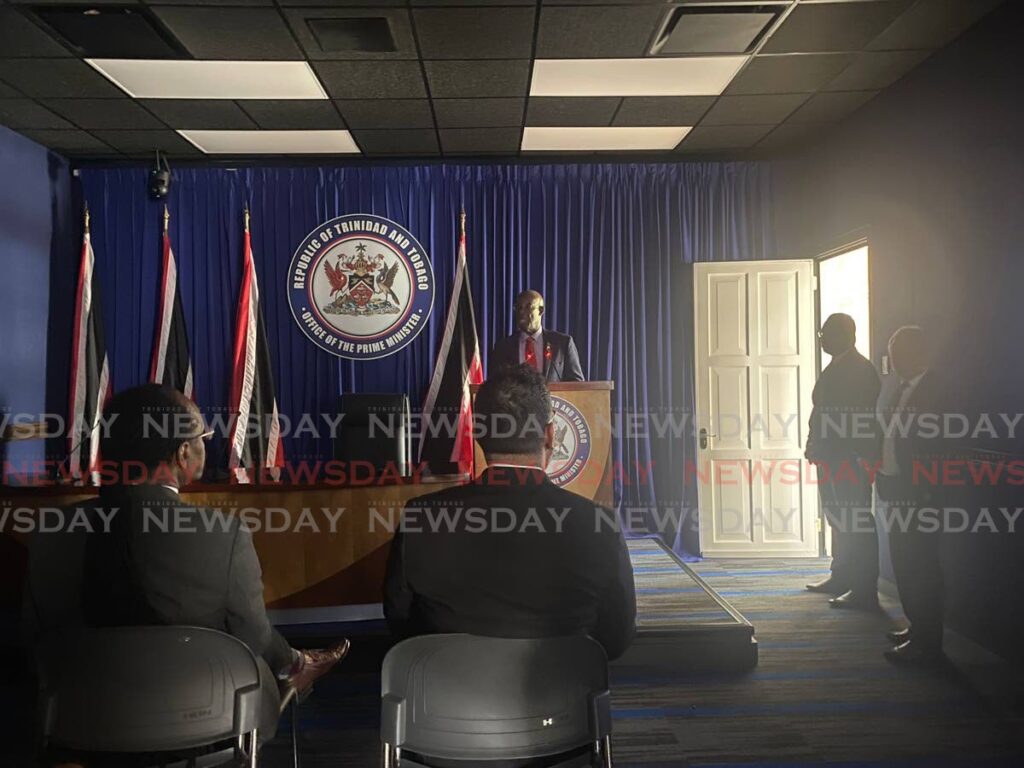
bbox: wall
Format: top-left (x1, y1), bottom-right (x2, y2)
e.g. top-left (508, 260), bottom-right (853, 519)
top-left (0, 125), bottom-right (72, 481)
top-left (772, 1), bottom-right (1024, 662)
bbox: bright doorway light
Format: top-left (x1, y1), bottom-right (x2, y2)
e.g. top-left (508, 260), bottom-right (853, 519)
top-left (818, 245), bottom-right (870, 366)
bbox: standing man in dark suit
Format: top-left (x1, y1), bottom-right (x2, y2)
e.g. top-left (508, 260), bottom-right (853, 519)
top-left (873, 326), bottom-right (946, 664)
top-left (489, 289), bottom-right (585, 382)
top-left (805, 313), bottom-right (882, 609)
top-left (23, 385), bottom-right (348, 743)
top-left (384, 365), bottom-right (635, 660)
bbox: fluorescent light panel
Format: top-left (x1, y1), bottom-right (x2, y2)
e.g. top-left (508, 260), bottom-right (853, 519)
top-left (180, 130), bottom-right (359, 154)
top-left (530, 57), bottom-right (748, 97)
top-left (86, 59), bottom-right (328, 99)
top-left (522, 126), bottom-right (691, 152)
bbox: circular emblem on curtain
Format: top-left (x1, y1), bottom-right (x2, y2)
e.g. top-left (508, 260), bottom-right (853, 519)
top-left (545, 396), bottom-right (592, 487)
top-left (287, 214), bottom-right (435, 360)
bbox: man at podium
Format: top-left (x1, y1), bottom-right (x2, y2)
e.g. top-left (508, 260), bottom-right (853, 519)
top-left (489, 289), bottom-right (585, 382)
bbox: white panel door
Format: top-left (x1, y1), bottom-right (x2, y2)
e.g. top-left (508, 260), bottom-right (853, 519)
top-left (694, 260), bottom-right (818, 557)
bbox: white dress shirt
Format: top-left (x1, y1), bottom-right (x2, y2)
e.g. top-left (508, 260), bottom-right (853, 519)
top-left (880, 370), bottom-right (926, 476)
top-left (517, 328), bottom-right (544, 374)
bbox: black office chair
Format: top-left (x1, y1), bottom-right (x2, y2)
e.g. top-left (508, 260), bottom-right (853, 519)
top-left (380, 634), bottom-right (613, 768)
top-left (35, 626), bottom-right (264, 768)
top-left (336, 393), bottom-right (411, 476)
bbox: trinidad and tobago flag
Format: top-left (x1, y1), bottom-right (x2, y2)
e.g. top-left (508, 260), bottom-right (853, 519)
top-left (227, 210), bottom-right (284, 483)
top-left (150, 208), bottom-right (193, 398)
top-left (419, 211), bottom-right (484, 475)
top-left (68, 208), bottom-right (112, 485)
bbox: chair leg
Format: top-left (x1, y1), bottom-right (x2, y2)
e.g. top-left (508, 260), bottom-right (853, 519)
top-left (290, 699), bottom-right (301, 768)
top-left (382, 742), bottom-right (396, 768)
top-left (248, 728), bottom-right (259, 768)
top-left (602, 735), bottom-right (613, 768)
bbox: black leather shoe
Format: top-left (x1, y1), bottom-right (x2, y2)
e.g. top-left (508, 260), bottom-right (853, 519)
top-left (806, 577), bottom-right (847, 594)
top-left (884, 639), bottom-right (944, 666)
top-left (829, 590), bottom-right (880, 611)
top-left (887, 627), bottom-right (912, 644)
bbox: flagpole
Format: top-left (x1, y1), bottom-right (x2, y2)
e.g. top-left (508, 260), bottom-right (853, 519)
top-left (163, 204), bottom-right (169, 234)
top-left (83, 204), bottom-right (90, 235)
top-left (459, 208), bottom-right (466, 239)
top-left (244, 206), bottom-right (250, 234)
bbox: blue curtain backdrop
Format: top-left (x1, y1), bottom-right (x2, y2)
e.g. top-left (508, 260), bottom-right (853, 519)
top-left (68, 162), bottom-right (774, 556)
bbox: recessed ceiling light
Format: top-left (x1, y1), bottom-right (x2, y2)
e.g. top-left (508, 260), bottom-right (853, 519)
top-left (530, 57), bottom-right (748, 97)
top-left (522, 126), bottom-right (691, 152)
top-left (179, 130), bottom-right (359, 154)
top-left (86, 60), bottom-right (328, 99)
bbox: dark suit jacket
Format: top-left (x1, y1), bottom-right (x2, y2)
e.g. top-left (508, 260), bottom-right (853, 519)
top-left (489, 329), bottom-right (585, 382)
top-left (22, 484), bottom-right (293, 672)
top-left (806, 349), bottom-right (881, 466)
top-left (872, 370), bottom-right (944, 504)
top-left (383, 467), bottom-right (636, 660)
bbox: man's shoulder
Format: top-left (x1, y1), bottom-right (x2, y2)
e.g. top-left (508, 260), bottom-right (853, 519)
top-left (544, 329), bottom-right (573, 346)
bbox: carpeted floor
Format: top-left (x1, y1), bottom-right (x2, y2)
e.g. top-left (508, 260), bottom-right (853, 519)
top-left (260, 555), bottom-right (1024, 767)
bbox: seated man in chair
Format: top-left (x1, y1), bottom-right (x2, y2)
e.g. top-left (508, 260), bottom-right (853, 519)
top-left (384, 365), bottom-right (635, 661)
top-left (23, 384), bottom-right (348, 749)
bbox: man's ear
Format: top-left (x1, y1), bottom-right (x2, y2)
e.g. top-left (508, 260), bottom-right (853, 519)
top-left (544, 421), bottom-right (555, 450)
top-left (175, 441), bottom-right (190, 469)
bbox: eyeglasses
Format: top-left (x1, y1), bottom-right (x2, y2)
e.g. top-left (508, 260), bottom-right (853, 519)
top-left (185, 429), bottom-right (215, 442)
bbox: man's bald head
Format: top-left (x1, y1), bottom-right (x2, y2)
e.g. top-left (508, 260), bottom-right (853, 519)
top-left (514, 289), bottom-right (545, 334)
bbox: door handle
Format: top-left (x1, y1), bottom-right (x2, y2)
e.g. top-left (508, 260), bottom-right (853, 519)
top-left (699, 427), bottom-right (717, 449)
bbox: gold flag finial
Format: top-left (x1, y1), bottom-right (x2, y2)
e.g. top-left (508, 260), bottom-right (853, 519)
top-left (163, 205), bottom-right (169, 234)
top-left (244, 206), bottom-right (250, 233)
top-left (83, 205), bottom-right (90, 234)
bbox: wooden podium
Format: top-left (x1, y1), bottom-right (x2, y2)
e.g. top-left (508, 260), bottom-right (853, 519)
top-left (471, 381), bottom-right (615, 508)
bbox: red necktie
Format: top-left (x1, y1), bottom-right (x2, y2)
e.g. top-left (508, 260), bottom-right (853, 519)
top-left (524, 336), bottom-right (538, 371)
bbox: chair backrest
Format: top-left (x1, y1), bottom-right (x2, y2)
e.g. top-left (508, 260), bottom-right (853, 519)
top-left (336, 393), bottom-right (410, 475)
top-left (380, 634), bottom-right (611, 763)
top-left (36, 626), bottom-right (263, 754)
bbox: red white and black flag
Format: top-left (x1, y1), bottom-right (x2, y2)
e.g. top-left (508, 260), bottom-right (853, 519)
top-left (228, 209), bottom-right (284, 483)
top-left (68, 207), bottom-right (112, 485)
top-left (149, 207), bottom-right (193, 398)
top-left (419, 211), bottom-right (484, 475)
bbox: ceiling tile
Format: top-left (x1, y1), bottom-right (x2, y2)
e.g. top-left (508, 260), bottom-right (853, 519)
top-left (613, 96), bottom-right (714, 126)
top-left (0, 8), bottom-right (73, 57)
top-left (313, 61), bottom-right (426, 100)
top-left (677, 124), bottom-right (775, 151)
top-left (536, 4), bottom-right (665, 58)
top-left (439, 127), bottom-right (521, 154)
top-left (526, 97), bottom-right (620, 127)
top-left (352, 129), bottom-right (439, 156)
top-left (424, 60), bottom-right (530, 98)
top-left (152, 7), bottom-right (300, 60)
top-left (18, 129), bottom-right (115, 153)
top-left (240, 100), bottom-right (343, 130)
top-left (762, 1), bottom-right (914, 54)
top-left (9, 0), bottom-right (138, 5)
top-left (0, 59), bottom-right (124, 98)
top-left (148, 0), bottom-right (273, 5)
top-left (411, 0), bottom-right (533, 5)
top-left (92, 129), bottom-right (200, 154)
top-left (726, 53), bottom-right (854, 95)
top-left (335, 99), bottom-right (433, 130)
top-left (281, 0), bottom-right (405, 5)
top-left (141, 100), bottom-right (258, 130)
top-left (413, 7), bottom-right (535, 59)
top-left (283, 7), bottom-right (417, 61)
top-left (701, 93), bottom-right (809, 126)
top-left (787, 90), bottom-right (877, 123)
top-left (433, 98), bottom-right (524, 128)
top-left (756, 121), bottom-right (835, 152)
top-left (869, 0), bottom-right (1005, 51)
top-left (823, 50), bottom-right (931, 91)
top-left (0, 99), bottom-right (73, 130)
top-left (0, 82), bottom-right (21, 98)
top-left (44, 98), bottom-right (164, 130)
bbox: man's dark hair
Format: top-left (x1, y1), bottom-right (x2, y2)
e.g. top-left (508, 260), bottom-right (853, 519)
top-left (476, 365), bottom-right (552, 456)
top-left (101, 384), bottom-right (200, 470)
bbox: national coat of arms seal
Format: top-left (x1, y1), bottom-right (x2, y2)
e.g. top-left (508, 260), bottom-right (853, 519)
top-left (546, 395), bottom-right (592, 486)
top-left (287, 214), bottom-right (434, 360)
